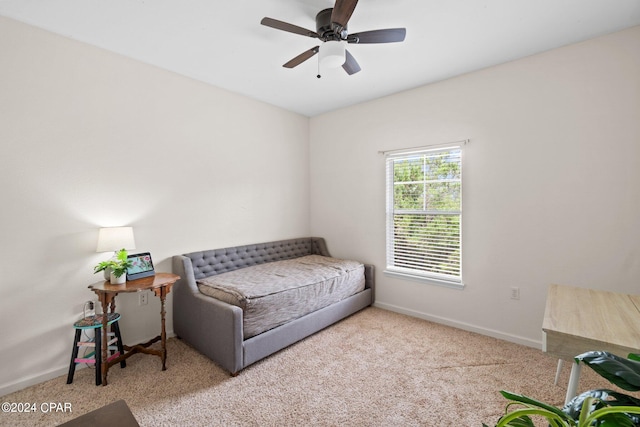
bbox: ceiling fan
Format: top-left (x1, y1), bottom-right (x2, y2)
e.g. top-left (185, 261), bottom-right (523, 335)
top-left (260, 0), bottom-right (406, 76)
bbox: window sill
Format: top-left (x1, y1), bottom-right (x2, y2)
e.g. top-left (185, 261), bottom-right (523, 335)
top-left (383, 269), bottom-right (465, 290)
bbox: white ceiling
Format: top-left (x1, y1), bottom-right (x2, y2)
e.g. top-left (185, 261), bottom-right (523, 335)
top-left (1, 0), bottom-right (639, 116)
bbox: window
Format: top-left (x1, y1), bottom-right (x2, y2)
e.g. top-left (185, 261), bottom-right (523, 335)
top-left (385, 146), bottom-right (462, 288)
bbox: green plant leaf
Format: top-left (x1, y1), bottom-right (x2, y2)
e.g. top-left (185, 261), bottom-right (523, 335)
top-left (577, 397), bottom-right (595, 426)
top-left (564, 389), bottom-right (640, 420)
top-left (499, 417), bottom-right (535, 427)
top-left (116, 249), bottom-right (128, 262)
top-left (499, 391), bottom-right (570, 420)
top-left (575, 351), bottom-right (640, 391)
top-left (582, 406), bottom-right (640, 427)
top-left (494, 407), bottom-right (571, 427)
top-left (93, 260), bottom-right (113, 274)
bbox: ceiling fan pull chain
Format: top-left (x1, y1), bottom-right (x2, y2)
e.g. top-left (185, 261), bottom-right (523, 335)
top-left (317, 56), bottom-right (321, 79)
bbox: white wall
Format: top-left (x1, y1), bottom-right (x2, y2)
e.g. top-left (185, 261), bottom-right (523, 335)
top-left (0, 17), bottom-right (310, 395)
top-left (310, 26), bottom-right (640, 346)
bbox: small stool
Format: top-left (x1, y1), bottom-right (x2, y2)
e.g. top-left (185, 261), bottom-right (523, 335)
top-left (67, 313), bottom-right (126, 386)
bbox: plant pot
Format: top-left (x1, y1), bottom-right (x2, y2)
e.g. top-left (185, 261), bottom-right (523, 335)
top-left (110, 271), bottom-right (126, 285)
top-left (103, 266), bottom-right (112, 281)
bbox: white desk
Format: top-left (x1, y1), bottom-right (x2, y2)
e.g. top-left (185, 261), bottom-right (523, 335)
top-left (542, 284), bottom-right (640, 403)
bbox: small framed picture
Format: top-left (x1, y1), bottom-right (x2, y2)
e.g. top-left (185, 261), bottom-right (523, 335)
top-left (127, 252), bottom-right (155, 280)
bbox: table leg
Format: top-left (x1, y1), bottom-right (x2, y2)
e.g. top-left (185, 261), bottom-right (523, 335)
top-left (160, 287), bottom-right (167, 370)
top-left (565, 361), bottom-right (582, 405)
top-left (153, 285), bottom-right (170, 371)
top-left (554, 359), bottom-right (563, 385)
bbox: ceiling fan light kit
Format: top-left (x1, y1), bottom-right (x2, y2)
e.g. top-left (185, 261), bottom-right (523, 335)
top-left (261, 0), bottom-right (406, 76)
top-left (319, 41), bottom-right (346, 68)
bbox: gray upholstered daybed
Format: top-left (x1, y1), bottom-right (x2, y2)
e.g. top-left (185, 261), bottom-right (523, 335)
top-left (172, 237), bottom-right (374, 375)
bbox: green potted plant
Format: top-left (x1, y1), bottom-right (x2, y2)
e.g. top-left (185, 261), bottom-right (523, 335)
top-left (94, 248), bottom-right (133, 285)
top-left (484, 351), bottom-right (640, 426)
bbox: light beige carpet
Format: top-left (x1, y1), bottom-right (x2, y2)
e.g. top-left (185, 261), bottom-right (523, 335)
top-left (0, 307), bottom-right (618, 426)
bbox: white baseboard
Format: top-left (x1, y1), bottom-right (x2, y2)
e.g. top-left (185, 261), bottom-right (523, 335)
top-left (0, 365), bottom-right (71, 397)
top-left (373, 302), bottom-right (542, 349)
top-left (0, 330), bottom-right (175, 397)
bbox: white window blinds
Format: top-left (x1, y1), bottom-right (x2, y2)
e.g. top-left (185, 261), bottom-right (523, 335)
top-left (385, 146), bottom-right (462, 285)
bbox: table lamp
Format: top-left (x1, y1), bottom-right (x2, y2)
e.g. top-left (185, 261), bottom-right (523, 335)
top-left (96, 227), bottom-right (136, 279)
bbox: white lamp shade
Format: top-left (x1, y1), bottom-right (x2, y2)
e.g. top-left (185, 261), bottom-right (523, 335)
top-left (319, 41), bottom-right (345, 68)
top-left (96, 227), bottom-right (136, 252)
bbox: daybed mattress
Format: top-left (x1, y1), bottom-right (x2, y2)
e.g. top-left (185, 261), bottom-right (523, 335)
top-left (197, 255), bottom-right (365, 339)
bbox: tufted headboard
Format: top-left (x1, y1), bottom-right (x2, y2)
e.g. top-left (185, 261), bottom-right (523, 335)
top-left (183, 237), bottom-right (330, 280)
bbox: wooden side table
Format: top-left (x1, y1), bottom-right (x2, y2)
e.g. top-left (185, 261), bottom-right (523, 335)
top-left (88, 273), bottom-right (180, 386)
top-left (542, 283), bottom-right (640, 403)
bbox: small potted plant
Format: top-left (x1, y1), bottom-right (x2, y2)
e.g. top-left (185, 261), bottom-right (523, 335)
top-left (94, 248), bottom-right (133, 285)
top-left (484, 351), bottom-right (640, 426)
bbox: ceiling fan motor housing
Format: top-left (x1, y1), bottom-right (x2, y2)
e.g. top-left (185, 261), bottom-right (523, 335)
top-left (316, 8), bottom-right (346, 41)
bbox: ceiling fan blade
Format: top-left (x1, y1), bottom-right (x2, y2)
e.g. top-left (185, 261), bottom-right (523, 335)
top-left (342, 50), bottom-right (361, 75)
top-left (348, 28), bottom-right (406, 44)
top-left (283, 46), bottom-right (320, 68)
top-left (261, 17), bottom-right (318, 38)
top-left (331, 0), bottom-right (359, 29)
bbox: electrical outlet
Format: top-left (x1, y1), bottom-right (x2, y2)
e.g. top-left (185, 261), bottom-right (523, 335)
top-left (510, 287), bottom-right (520, 300)
top-left (139, 292), bottom-right (148, 306)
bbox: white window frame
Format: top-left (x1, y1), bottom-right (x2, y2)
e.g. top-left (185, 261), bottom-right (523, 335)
top-left (384, 145), bottom-right (463, 289)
